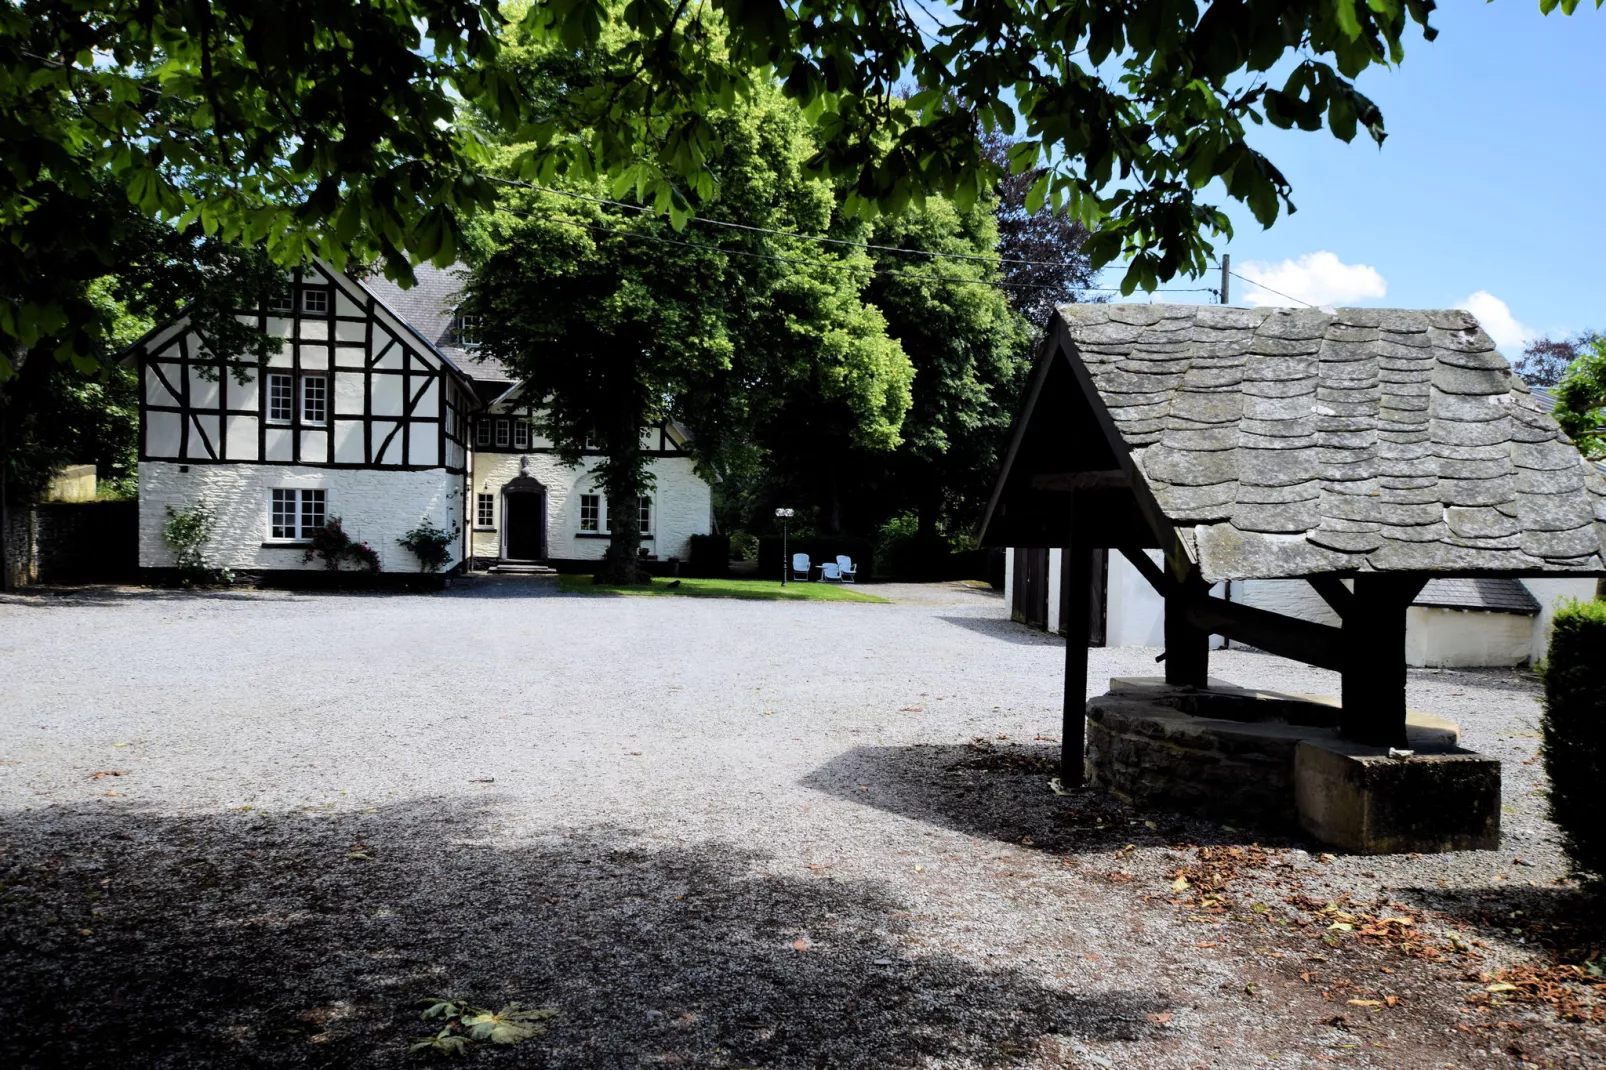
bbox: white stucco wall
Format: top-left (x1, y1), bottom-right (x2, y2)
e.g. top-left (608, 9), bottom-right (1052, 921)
top-left (1235, 578), bottom-right (1342, 627)
top-left (1405, 607), bottom-right (1535, 668)
top-left (1045, 548), bottom-right (1063, 633)
top-left (468, 452), bottom-right (711, 564)
top-left (1521, 577), bottom-right (1601, 666)
top-left (138, 461), bottom-right (464, 573)
top-left (1105, 550), bottom-right (1166, 648)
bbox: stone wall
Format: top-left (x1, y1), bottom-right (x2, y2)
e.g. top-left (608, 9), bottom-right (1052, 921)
top-left (0, 501), bottom-right (138, 586)
top-left (138, 461), bottom-right (465, 573)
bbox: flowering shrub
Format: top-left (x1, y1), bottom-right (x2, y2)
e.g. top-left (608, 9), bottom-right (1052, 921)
top-left (303, 517), bottom-right (381, 572)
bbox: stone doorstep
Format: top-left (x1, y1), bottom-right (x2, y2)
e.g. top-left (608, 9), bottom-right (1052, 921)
top-left (1294, 738), bottom-right (1502, 855)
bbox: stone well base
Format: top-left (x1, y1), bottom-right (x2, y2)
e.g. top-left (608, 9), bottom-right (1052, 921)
top-left (1085, 677), bottom-right (1499, 854)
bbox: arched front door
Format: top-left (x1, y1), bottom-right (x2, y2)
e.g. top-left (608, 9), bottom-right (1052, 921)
top-left (500, 471), bottom-right (547, 562)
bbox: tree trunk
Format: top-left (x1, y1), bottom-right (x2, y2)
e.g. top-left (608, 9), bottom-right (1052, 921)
top-left (595, 401), bottom-right (650, 586)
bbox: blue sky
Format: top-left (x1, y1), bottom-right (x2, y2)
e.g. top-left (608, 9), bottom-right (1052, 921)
top-left (1146, 3), bottom-right (1604, 353)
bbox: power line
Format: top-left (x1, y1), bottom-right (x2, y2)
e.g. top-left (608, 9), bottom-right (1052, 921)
top-left (485, 175), bottom-right (1119, 273)
top-left (511, 204), bottom-right (1221, 296)
top-left (1228, 269), bottom-right (1313, 308)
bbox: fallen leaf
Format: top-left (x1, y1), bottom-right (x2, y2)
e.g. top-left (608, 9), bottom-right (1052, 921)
top-left (791, 939), bottom-right (808, 951)
top-left (1486, 982), bottom-right (1519, 993)
top-left (1146, 1012), bottom-right (1172, 1024)
top-left (1195, 941), bottom-right (1218, 949)
top-left (1171, 875), bottom-right (1191, 893)
top-left (1384, 995), bottom-right (1401, 1007)
top-left (1347, 999), bottom-right (1383, 1007)
top-left (899, 707), bottom-right (922, 712)
top-left (1144, 820), bottom-right (1158, 830)
top-left (88, 770), bottom-right (128, 780)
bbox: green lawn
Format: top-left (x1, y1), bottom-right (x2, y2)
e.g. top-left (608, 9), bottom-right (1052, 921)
top-left (558, 573), bottom-right (889, 603)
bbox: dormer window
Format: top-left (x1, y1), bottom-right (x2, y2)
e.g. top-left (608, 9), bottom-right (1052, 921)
top-left (448, 311), bottom-right (480, 348)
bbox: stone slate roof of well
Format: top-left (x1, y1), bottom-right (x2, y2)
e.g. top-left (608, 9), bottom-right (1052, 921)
top-left (1059, 303), bottom-right (1606, 579)
top-left (1413, 577), bottom-right (1540, 614)
top-left (362, 262), bottom-right (513, 383)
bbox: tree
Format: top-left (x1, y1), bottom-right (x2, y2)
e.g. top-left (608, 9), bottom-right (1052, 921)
top-left (980, 132), bottom-right (1098, 325)
top-left (1, 0), bottom-right (523, 381)
top-left (1518, 330), bottom-right (1605, 387)
top-left (514, 1), bottom-right (1600, 295)
top-left (463, 36), bottom-right (912, 583)
top-left (1552, 336), bottom-right (1606, 461)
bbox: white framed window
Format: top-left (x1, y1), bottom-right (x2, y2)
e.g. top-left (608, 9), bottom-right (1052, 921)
top-left (270, 488), bottom-right (327, 541)
top-left (637, 496), bottom-right (652, 535)
top-left (476, 493), bottom-right (495, 528)
top-left (300, 375), bottom-right (328, 425)
top-left (579, 494), bottom-right (601, 532)
top-left (583, 430), bottom-right (601, 451)
top-left (268, 291), bottom-right (294, 313)
top-left (267, 374), bottom-right (294, 423)
top-left (475, 419), bottom-right (490, 447)
top-left (495, 418), bottom-right (510, 447)
top-left (513, 420), bottom-right (529, 449)
top-left (301, 288), bottom-right (330, 314)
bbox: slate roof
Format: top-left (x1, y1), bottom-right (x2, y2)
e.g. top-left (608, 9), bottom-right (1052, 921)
top-left (362, 262), bottom-right (513, 383)
top-left (1059, 304), bottom-right (1606, 580)
top-left (1413, 577), bottom-right (1540, 614)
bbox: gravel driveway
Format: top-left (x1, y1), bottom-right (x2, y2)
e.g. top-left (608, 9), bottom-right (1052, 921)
top-left (0, 580), bottom-right (1600, 1069)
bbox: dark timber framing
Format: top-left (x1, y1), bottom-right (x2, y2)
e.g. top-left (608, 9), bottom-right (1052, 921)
top-left (125, 261), bottom-right (474, 475)
top-left (979, 311), bottom-right (1604, 774)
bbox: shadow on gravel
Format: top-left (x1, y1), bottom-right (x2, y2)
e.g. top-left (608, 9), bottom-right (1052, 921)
top-left (0, 585), bottom-right (289, 607)
top-left (803, 742), bottom-right (1291, 855)
top-left (935, 615), bottom-right (1063, 646)
top-left (0, 799), bottom-right (1165, 1070)
top-left (1393, 882), bottom-right (1606, 967)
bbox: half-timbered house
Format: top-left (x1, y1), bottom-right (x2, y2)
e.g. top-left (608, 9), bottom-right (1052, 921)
top-left (127, 260), bottom-right (714, 576)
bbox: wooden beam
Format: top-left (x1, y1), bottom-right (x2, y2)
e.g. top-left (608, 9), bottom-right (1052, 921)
top-left (1340, 575), bottom-right (1430, 747)
top-left (1029, 470), bottom-right (1129, 492)
top-left (1061, 524), bottom-right (1094, 788)
top-left (1181, 595), bottom-right (1347, 673)
top-left (1118, 546), bottom-right (1175, 598)
top-left (1307, 575), bottom-right (1353, 620)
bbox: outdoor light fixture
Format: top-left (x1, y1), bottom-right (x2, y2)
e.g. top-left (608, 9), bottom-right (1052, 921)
top-left (774, 507), bottom-right (795, 586)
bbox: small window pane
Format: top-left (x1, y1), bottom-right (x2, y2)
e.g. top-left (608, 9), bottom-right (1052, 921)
top-left (301, 376), bottom-right (327, 425)
top-left (301, 489), bottom-right (327, 534)
top-left (475, 420), bottom-right (490, 447)
top-left (495, 419), bottom-right (510, 447)
top-left (302, 288), bottom-right (329, 314)
top-left (476, 493), bottom-right (495, 528)
top-left (638, 496), bottom-right (652, 535)
top-left (271, 489), bottom-right (295, 539)
top-left (450, 312), bottom-right (479, 347)
top-left (579, 494), bottom-right (600, 532)
top-left (268, 374), bottom-right (294, 422)
top-left (513, 421), bottom-right (529, 449)
top-left (268, 292), bottom-right (293, 313)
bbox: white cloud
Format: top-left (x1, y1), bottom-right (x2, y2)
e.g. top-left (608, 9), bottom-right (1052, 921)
top-left (1237, 251), bottom-right (1387, 308)
top-left (1455, 291), bottom-right (1532, 352)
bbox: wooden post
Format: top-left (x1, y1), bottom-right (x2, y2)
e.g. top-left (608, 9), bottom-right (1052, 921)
top-left (1060, 502), bottom-right (1093, 788)
top-left (1340, 574), bottom-right (1426, 747)
top-left (1164, 579), bottom-right (1210, 688)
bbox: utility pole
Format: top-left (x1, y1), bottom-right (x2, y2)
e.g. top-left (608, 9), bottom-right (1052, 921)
top-left (1219, 254), bottom-right (1231, 306)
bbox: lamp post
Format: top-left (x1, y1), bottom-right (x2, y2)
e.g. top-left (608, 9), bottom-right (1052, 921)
top-left (775, 507), bottom-right (794, 585)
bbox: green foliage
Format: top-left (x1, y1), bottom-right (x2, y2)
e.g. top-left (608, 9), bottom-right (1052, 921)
top-left (161, 501), bottom-right (229, 584)
top-left (1541, 598), bottom-right (1606, 879)
top-left (1552, 337), bottom-right (1606, 460)
top-left (409, 997), bottom-right (557, 1057)
top-left (558, 573), bottom-right (888, 602)
top-left (509, 0), bottom-right (1592, 293)
top-left (2, 0), bottom-right (523, 379)
top-left (465, 32), bottom-right (913, 583)
top-left (304, 517), bottom-right (382, 573)
top-left (397, 520), bottom-right (458, 573)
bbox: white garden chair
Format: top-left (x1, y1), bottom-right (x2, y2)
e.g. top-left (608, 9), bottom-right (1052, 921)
top-left (791, 553), bottom-right (812, 581)
top-left (818, 561), bottom-right (842, 581)
top-left (835, 555), bottom-right (858, 582)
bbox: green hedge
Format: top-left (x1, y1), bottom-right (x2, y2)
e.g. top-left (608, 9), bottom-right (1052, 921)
top-left (1541, 598), bottom-right (1606, 879)
top-left (686, 534), bottom-right (730, 577)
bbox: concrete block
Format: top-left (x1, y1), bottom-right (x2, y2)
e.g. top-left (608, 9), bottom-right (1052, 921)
top-left (1295, 738), bottom-right (1500, 855)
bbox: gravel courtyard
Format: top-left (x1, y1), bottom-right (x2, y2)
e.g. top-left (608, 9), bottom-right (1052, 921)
top-left (1, 580), bottom-right (1600, 1069)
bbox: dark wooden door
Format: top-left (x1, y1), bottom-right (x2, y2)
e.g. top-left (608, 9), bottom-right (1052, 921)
top-left (504, 493), bottom-right (544, 561)
top-left (1014, 547), bottom-right (1050, 629)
